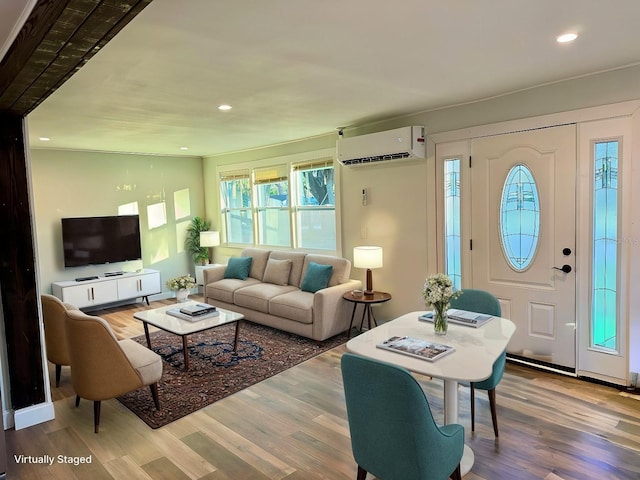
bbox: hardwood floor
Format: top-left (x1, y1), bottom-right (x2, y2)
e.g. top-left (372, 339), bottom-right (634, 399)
top-left (7, 298), bottom-right (640, 479)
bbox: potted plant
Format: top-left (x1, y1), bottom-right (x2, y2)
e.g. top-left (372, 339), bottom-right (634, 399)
top-left (185, 216), bottom-right (211, 265)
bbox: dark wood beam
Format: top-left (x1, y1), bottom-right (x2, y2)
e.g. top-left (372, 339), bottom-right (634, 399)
top-left (0, 113), bottom-right (44, 408)
top-left (0, 0), bottom-right (152, 116)
top-left (0, 0), bottom-right (71, 105)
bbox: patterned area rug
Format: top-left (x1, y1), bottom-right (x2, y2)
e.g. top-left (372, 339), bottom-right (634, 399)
top-left (117, 321), bottom-right (348, 429)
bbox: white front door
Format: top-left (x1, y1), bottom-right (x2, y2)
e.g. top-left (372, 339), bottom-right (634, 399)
top-left (470, 125), bottom-right (577, 369)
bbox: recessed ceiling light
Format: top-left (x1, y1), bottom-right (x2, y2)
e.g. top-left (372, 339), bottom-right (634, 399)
top-left (39, 137), bottom-right (50, 141)
top-left (557, 33), bottom-right (578, 43)
top-left (180, 146), bottom-right (189, 150)
top-left (218, 104), bottom-right (232, 111)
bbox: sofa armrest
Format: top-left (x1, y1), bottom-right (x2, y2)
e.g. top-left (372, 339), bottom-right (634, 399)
top-left (312, 279), bottom-right (362, 340)
top-left (203, 264), bottom-right (226, 284)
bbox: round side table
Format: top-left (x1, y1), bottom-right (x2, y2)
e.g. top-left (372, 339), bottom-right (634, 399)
top-left (343, 291), bottom-right (392, 338)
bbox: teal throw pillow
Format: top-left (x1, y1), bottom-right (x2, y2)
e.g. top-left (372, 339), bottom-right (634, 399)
top-left (301, 262), bottom-right (333, 293)
top-left (224, 256), bottom-right (252, 280)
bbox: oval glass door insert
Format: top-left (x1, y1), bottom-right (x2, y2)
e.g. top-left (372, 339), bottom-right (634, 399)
top-left (499, 164), bottom-right (540, 271)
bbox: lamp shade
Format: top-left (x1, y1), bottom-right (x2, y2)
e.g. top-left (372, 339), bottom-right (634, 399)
top-left (353, 246), bottom-right (383, 269)
top-left (199, 231), bottom-right (220, 247)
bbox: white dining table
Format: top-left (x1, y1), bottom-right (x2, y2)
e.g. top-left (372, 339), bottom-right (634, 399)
top-left (346, 310), bottom-right (516, 476)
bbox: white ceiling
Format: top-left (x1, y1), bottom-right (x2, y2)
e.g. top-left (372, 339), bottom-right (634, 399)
top-left (13, 0), bottom-right (640, 157)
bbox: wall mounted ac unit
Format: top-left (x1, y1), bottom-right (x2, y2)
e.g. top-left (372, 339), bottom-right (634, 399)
top-left (337, 126), bottom-right (425, 166)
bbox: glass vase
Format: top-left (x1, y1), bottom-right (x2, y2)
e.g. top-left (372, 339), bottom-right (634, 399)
top-left (433, 303), bottom-right (448, 335)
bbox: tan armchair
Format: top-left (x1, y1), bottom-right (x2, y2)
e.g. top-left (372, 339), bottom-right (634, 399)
top-left (65, 309), bottom-right (162, 433)
top-left (41, 294), bottom-right (76, 387)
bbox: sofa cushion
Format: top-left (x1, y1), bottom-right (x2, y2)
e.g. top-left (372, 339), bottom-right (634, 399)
top-left (269, 290), bottom-right (314, 324)
top-left (206, 278), bottom-right (261, 304)
top-left (234, 283), bottom-right (297, 313)
top-left (303, 254), bottom-right (351, 286)
top-left (300, 262), bottom-right (333, 293)
top-left (268, 251), bottom-right (306, 286)
top-left (263, 258), bottom-right (292, 286)
top-left (242, 248), bottom-right (271, 280)
top-left (224, 256), bottom-right (252, 280)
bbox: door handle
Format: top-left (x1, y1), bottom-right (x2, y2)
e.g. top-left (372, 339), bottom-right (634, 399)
top-left (552, 264), bottom-right (572, 274)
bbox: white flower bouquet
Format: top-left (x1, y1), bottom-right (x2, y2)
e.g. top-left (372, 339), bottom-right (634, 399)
top-left (422, 273), bottom-right (459, 307)
top-left (166, 274), bottom-right (196, 291)
top-left (422, 273), bottom-right (461, 334)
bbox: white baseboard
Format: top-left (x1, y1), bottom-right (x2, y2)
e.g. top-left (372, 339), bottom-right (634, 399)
top-left (13, 401), bottom-right (55, 430)
top-left (3, 409), bottom-right (14, 430)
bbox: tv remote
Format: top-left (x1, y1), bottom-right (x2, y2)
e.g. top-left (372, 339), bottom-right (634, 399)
top-left (75, 276), bottom-right (99, 282)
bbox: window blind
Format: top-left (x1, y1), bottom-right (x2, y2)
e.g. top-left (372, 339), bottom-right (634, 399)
top-left (292, 157), bottom-right (334, 171)
top-left (219, 170), bottom-right (250, 182)
top-left (253, 164), bottom-right (288, 184)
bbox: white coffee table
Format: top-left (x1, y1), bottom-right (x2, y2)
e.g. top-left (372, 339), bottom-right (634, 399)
top-left (133, 301), bottom-right (244, 370)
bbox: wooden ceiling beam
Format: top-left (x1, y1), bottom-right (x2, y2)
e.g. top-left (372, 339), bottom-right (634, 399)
top-left (0, 0), bottom-right (152, 116)
top-left (0, 0), bottom-right (70, 104)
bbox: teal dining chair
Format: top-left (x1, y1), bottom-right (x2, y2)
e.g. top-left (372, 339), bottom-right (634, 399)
top-left (341, 353), bottom-right (464, 480)
top-left (450, 288), bottom-right (505, 437)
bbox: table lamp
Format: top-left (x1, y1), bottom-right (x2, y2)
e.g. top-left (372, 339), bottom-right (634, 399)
top-left (353, 246), bottom-right (383, 295)
top-left (199, 231), bottom-right (220, 263)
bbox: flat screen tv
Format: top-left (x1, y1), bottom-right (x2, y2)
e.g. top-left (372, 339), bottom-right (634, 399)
top-left (61, 215), bottom-right (142, 268)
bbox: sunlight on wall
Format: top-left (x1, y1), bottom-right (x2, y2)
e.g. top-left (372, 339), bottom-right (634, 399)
top-left (118, 202), bottom-right (139, 215)
top-left (174, 188), bottom-right (191, 220)
top-left (147, 202), bottom-right (167, 229)
top-left (146, 226), bottom-right (169, 264)
top-left (176, 220), bottom-right (189, 254)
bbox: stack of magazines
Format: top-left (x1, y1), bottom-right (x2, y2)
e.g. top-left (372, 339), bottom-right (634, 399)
top-left (167, 303), bottom-right (219, 321)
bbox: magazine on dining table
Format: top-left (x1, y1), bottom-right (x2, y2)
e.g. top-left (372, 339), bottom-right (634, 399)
top-left (418, 308), bottom-right (494, 328)
top-left (376, 336), bottom-right (454, 362)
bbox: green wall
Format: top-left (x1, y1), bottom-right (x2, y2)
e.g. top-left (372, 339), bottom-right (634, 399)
top-left (30, 149), bottom-right (206, 296)
top-left (30, 64), bottom-right (640, 318)
top-left (202, 64), bottom-right (640, 321)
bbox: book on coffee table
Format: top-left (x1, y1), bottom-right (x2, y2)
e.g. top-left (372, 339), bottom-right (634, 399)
top-left (179, 303), bottom-right (217, 316)
top-left (376, 336), bottom-right (454, 362)
top-left (167, 308), bottom-right (220, 322)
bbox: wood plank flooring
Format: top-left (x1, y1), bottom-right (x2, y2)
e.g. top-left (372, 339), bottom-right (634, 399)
top-left (6, 297), bottom-right (640, 479)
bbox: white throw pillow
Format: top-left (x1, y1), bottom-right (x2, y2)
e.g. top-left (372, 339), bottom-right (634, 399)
top-left (263, 258), bottom-right (293, 286)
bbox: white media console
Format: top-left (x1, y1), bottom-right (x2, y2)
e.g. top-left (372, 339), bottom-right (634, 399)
top-left (52, 269), bottom-right (161, 309)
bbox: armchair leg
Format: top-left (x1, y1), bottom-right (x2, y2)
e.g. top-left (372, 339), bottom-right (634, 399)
top-left (94, 400), bottom-right (101, 434)
top-left (356, 465), bottom-right (367, 480)
top-left (55, 364), bottom-right (62, 387)
top-left (488, 388), bottom-right (499, 437)
top-left (470, 383), bottom-right (476, 432)
top-left (75, 395), bottom-right (81, 407)
top-left (451, 464), bottom-right (462, 480)
top-left (150, 383), bottom-right (160, 410)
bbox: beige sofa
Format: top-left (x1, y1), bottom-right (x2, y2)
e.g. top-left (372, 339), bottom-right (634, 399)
top-left (204, 248), bottom-right (361, 341)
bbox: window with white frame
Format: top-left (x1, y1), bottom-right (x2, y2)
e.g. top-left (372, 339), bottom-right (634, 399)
top-left (220, 171), bottom-right (253, 244)
top-left (218, 157), bottom-right (336, 251)
top-left (254, 165), bottom-right (291, 247)
top-left (292, 158), bottom-right (336, 250)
